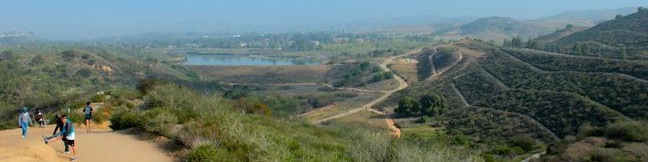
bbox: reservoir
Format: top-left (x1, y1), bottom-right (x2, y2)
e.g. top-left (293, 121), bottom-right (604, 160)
top-left (184, 53), bottom-right (322, 66)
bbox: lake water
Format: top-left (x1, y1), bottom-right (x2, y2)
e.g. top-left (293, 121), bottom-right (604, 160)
top-left (184, 54), bottom-right (322, 66)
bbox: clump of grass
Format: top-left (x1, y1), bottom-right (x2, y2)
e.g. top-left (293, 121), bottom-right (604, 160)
top-left (186, 144), bottom-right (240, 162)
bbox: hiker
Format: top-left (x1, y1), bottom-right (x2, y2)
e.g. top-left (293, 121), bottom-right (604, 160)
top-left (51, 114), bottom-right (70, 153)
top-left (18, 107), bottom-right (32, 139)
top-left (83, 102), bottom-right (93, 133)
top-left (44, 115), bottom-right (78, 161)
top-left (35, 108), bottom-right (45, 127)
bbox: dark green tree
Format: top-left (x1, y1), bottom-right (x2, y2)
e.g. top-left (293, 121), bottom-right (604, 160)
top-left (419, 93), bottom-right (449, 116)
top-left (396, 97), bottom-right (420, 116)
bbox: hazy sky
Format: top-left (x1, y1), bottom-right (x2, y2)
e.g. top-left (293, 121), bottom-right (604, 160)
top-left (1, 0), bottom-right (646, 40)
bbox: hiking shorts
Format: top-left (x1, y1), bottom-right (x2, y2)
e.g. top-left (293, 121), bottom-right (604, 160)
top-left (85, 114), bottom-right (92, 120)
top-left (65, 139), bottom-right (75, 146)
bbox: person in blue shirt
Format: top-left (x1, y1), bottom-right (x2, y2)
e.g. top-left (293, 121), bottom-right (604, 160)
top-left (50, 114), bottom-right (69, 153)
top-left (83, 102), bottom-right (93, 133)
top-left (43, 115), bottom-right (78, 161)
top-left (18, 107), bottom-right (32, 139)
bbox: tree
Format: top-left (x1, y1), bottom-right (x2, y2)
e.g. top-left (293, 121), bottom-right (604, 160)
top-left (573, 43), bottom-right (583, 55)
top-left (396, 97), bottom-right (420, 116)
top-left (526, 38), bottom-right (537, 49)
top-left (511, 36), bottom-right (523, 48)
top-left (582, 43), bottom-right (590, 55)
top-left (502, 38), bottom-right (511, 47)
top-left (419, 93), bottom-right (449, 116)
top-left (565, 24), bottom-right (574, 29)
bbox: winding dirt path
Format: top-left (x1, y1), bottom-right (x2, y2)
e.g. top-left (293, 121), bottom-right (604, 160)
top-left (313, 49), bottom-right (421, 124)
top-left (0, 126), bottom-right (172, 162)
top-left (427, 51), bottom-right (463, 81)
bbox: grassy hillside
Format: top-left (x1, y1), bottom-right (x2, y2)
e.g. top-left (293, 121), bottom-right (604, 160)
top-left (553, 8), bottom-right (648, 59)
top-left (0, 46), bottom-right (197, 129)
top-left (535, 25), bottom-right (588, 48)
top-left (108, 83), bottom-right (483, 161)
top-left (457, 17), bottom-right (550, 41)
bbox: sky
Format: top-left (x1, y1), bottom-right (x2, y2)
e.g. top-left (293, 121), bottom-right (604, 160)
top-left (1, 0), bottom-right (646, 40)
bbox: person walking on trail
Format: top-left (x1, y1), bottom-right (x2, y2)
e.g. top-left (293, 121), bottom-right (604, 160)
top-left (35, 108), bottom-right (45, 127)
top-left (18, 107), bottom-right (32, 139)
top-left (43, 115), bottom-right (78, 161)
top-left (83, 102), bottom-right (93, 133)
top-left (50, 114), bottom-right (70, 153)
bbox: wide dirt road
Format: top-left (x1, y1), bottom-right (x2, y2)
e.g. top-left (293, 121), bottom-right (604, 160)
top-left (0, 125), bottom-right (172, 162)
top-left (313, 49), bottom-right (421, 124)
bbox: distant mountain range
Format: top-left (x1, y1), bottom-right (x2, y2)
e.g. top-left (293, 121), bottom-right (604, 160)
top-left (384, 7), bottom-right (638, 42)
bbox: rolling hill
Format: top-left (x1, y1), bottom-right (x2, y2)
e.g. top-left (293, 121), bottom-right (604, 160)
top-left (550, 7), bottom-right (648, 59)
top-left (378, 39), bottom-right (648, 160)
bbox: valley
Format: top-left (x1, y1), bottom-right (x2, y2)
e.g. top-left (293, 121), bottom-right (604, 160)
top-left (1, 3), bottom-right (648, 162)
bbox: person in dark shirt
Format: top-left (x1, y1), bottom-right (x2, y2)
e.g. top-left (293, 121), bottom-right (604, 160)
top-left (83, 102), bottom-right (93, 133)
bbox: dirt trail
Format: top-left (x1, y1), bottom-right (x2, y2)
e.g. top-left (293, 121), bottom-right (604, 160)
top-left (427, 50), bottom-right (463, 81)
top-left (313, 49), bottom-right (420, 124)
top-left (0, 126), bottom-right (172, 162)
top-left (502, 49), bottom-right (648, 83)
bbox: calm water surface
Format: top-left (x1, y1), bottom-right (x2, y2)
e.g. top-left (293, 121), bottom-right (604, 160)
top-left (184, 54), bottom-right (321, 66)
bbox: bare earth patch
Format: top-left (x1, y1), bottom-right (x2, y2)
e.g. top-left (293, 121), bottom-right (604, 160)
top-left (190, 65), bottom-right (331, 84)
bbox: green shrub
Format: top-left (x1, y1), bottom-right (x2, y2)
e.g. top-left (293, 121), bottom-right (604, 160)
top-left (604, 120), bottom-right (648, 142)
top-left (107, 88), bottom-right (142, 100)
top-left (186, 144), bottom-right (241, 162)
top-left (109, 110), bottom-right (143, 130)
top-left (92, 94), bottom-right (105, 103)
top-left (489, 145), bottom-right (524, 156)
top-left (143, 108), bottom-right (178, 137)
top-left (68, 111), bottom-right (84, 124)
top-left (547, 140), bottom-right (569, 155)
top-left (451, 134), bottom-right (472, 146)
top-left (480, 153), bottom-right (496, 162)
top-left (604, 140), bottom-right (624, 148)
top-left (508, 136), bottom-right (539, 152)
top-left (590, 148), bottom-right (639, 162)
top-left (418, 116), bottom-right (430, 123)
top-left (91, 111), bottom-right (106, 124)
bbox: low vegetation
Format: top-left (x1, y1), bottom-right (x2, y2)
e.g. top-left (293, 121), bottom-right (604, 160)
top-left (325, 61), bottom-right (392, 87)
top-left (108, 83), bottom-right (483, 161)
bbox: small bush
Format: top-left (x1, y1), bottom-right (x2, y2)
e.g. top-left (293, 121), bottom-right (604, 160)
top-left (143, 108), bottom-right (178, 137)
top-left (108, 88), bottom-right (142, 100)
top-left (508, 136), bottom-right (539, 152)
top-left (489, 145), bottom-right (524, 156)
top-left (92, 94), bottom-right (105, 103)
top-left (604, 140), bottom-right (624, 148)
top-left (480, 153), bottom-right (496, 162)
top-left (186, 144), bottom-right (241, 162)
top-left (68, 111), bottom-right (84, 124)
top-left (547, 140), bottom-right (569, 155)
top-left (590, 148), bottom-right (638, 162)
top-left (604, 120), bottom-right (648, 142)
top-left (109, 110), bottom-right (143, 130)
top-left (418, 116), bottom-right (430, 123)
top-left (91, 111), bottom-right (106, 124)
top-left (451, 134), bottom-right (472, 146)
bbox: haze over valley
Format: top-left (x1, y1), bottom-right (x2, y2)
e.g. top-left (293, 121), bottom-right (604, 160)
top-left (1, 1), bottom-right (648, 162)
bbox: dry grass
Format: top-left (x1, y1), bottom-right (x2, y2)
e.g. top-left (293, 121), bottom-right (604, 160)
top-left (357, 79), bottom-right (399, 91)
top-left (301, 92), bottom-right (383, 122)
top-left (390, 58), bottom-right (418, 83)
top-left (330, 110), bottom-right (390, 131)
top-left (190, 65), bottom-right (331, 84)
